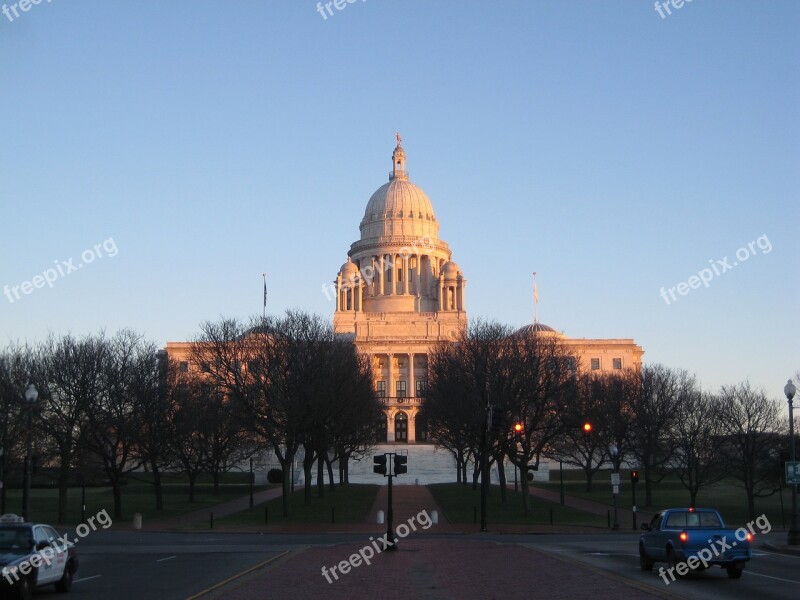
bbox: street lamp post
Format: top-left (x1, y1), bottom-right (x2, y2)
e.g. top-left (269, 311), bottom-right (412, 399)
top-left (22, 383), bottom-right (38, 521)
top-left (0, 446), bottom-right (5, 514)
top-left (784, 380), bottom-right (799, 546)
top-left (610, 444), bottom-right (620, 530)
top-left (249, 458), bottom-right (255, 509)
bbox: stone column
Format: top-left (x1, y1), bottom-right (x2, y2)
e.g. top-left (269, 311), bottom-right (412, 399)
top-left (391, 255), bottom-right (397, 295)
top-left (403, 255), bottom-right (410, 295)
top-left (408, 352), bottom-right (415, 399)
top-left (387, 409), bottom-right (395, 442)
top-left (336, 274), bottom-right (342, 311)
top-left (388, 353), bottom-right (394, 401)
top-left (379, 255), bottom-right (385, 295)
top-left (417, 255), bottom-right (422, 298)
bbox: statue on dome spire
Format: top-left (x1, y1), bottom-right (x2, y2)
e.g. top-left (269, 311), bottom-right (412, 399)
top-left (395, 132), bottom-right (402, 146)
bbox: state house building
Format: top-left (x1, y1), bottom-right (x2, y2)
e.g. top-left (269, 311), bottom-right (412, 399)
top-left (331, 139), bottom-right (644, 444)
top-left (166, 139), bottom-right (643, 446)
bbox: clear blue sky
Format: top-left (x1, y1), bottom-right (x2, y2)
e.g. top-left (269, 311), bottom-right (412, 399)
top-left (2, 1), bottom-right (798, 397)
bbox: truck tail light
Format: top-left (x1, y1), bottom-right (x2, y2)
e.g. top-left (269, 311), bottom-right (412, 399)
top-left (679, 531), bottom-right (688, 543)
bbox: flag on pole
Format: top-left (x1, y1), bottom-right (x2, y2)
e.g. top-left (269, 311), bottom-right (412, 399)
top-left (262, 273), bottom-right (267, 317)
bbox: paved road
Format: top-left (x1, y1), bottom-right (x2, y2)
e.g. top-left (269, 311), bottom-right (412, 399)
top-left (525, 532), bottom-right (800, 600)
top-left (27, 531), bottom-right (311, 600)
top-left (24, 530), bottom-right (800, 599)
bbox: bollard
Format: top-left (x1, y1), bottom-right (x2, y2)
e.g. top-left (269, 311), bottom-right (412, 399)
top-left (210, 512), bottom-right (214, 529)
top-left (377, 510), bottom-right (384, 524)
top-left (431, 510), bottom-right (438, 524)
top-left (132, 513), bottom-right (142, 530)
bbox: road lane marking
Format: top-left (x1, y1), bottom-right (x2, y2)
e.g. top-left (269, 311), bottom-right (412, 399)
top-left (74, 575), bottom-right (102, 583)
top-left (156, 555), bottom-right (177, 562)
top-left (184, 550), bottom-right (290, 600)
top-left (745, 571), bottom-right (800, 584)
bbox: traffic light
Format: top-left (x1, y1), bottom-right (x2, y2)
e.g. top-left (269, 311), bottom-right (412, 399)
top-left (373, 454), bottom-right (387, 475)
top-left (513, 422), bottom-right (524, 437)
top-left (394, 454), bottom-right (408, 475)
top-left (630, 470), bottom-right (639, 485)
top-left (582, 422), bottom-right (593, 437)
top-left (490, 406), bottom-right (507, 433)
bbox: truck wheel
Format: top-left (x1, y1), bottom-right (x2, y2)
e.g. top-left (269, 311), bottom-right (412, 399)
top-left (55, 560), bottom-right (74, 592)
top-left (726, 566), bottom-right (743, 579)
top-left (639, 544), bottom-right (654, 571)
top-left (667, 549), bottom-right (683, 578)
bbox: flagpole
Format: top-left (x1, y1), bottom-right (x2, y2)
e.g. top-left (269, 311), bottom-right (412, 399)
top-left (533, 271), bottom-right (538, 324)
top-left (262, 273), bottom-right (267, 320)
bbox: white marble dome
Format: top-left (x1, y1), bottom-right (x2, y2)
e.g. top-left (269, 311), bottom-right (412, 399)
top-left (358, 143), bottom-right (440, 241)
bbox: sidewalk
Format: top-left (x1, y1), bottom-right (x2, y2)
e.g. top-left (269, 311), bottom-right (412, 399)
top-left (200, 537), bottom-right (666, 600)
top-left (527, 484), bottom-right (654, 528)
top-left (367, 482), bottom-right (449, 528)
top-left (142, 487), bottom-right (283, 530)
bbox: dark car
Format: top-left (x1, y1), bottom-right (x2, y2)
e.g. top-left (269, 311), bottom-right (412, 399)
top-left (0, 514), bottom-right (79, 599)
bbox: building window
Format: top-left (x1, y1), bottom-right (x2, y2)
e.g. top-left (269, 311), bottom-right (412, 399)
top-left (415, 413), bottom-right (428, 442)
top-left (396, 380), bottom-right (407, 398)
top-left (395, 412), bottom-right (408, 443)
top-left (179, 361), bottom-right (189, 373)
top-left (590, 358), bottom-right (600, 371)
top-left (613, 358), bottom-right (622, 370)
top-left (416, 379), bottom-right (425, 396)
top-left (376, 381), bottom-right (386, 397)
top-left (375, 415), bottom-right (387, 443)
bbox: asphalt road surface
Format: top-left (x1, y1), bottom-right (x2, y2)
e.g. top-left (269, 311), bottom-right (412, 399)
top-left (524, 532), bottom-right (800, 600)
top-left (23, 530), bottom-right (800, 599)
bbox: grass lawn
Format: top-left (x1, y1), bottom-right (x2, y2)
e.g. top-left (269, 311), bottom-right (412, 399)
top-left (215, 483), bottom-right (380, 526)
top-left (4, 473), bottom-right (274, 525)
top-left (428, 482), bottom-right (607, 527)
top-left (536, 469), bottom-right (791, 529)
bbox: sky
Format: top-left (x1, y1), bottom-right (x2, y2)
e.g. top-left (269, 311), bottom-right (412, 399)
top-left (1, 0), bottom-right (798, 398)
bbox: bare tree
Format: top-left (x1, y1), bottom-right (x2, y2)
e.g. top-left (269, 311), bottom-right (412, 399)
top-left (672, 390), bottom-right (725, 506)
top-left (0, 346), bottom-right (34, 515)
top-left (628, 364), bottom-right (688, 506)
top-left (503, 328), bottom-right (577, 514)
top-left (33, 334), bottom-right (107, 523)
top-left (80, 331), bottom-right (153, 519)
top-left (717, 381), bottom-right (782, 520)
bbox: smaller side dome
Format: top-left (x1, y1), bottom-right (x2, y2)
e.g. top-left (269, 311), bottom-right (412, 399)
top-left (441, 261), bottom-right (461, 278)
top-left (340, 257), bottom-right (359, 277)
top-left (515, 322), bottom-right (559, 337)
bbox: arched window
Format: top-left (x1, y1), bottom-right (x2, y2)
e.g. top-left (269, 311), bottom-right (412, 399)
top-left (394, 412), bottom-right (408, 443)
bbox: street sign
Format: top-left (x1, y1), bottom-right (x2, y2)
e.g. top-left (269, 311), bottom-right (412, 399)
top-left (611, 473), bottom-right (620, 485)
top-left (612, 484), bottom-right (620, 495)
top-left (786, 461), bottom-right (800, 485)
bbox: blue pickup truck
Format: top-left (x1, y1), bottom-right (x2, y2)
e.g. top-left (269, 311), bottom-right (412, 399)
top-left (639, 508), bottom-right (752, 580)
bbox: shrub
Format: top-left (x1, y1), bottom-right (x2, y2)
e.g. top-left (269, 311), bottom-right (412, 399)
top-left (267, 468), bottom-right (284, 484)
